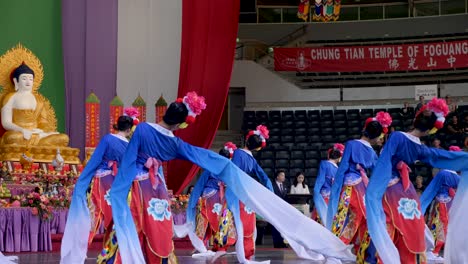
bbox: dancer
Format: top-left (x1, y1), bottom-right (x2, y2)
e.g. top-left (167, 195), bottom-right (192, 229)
top-left (327, 112), bottom-right (391, 257)
top-left (231, 125), bottom-right (274, 260)
top-left (312, 143), bottom-right (344, 227)
top-left (366, 98), bottom-right (468, 264)
top-left (0, 252), bottom-right (17, 264)
top-left (187, 142), bottom-right (238, 256)
top-left (420, 146), bottom-right (461, 261)
top-left (108, 92), bottom-right (355, 264)
top-left (61, 111), bottom-right (136, 263)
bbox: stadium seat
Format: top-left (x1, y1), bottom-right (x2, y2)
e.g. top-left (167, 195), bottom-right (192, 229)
top-left (290, 159), bottom-right (304, 169)
top-left (256, 111), bottom-right (268, 122)
top-left (281, 135), bottom-right (294, 143)
top-left (309, 135), bottom-right (322, 143)
top-left (308, 121), bottom-right (321, 128)
top-left (307, 127), bottom-right (321, 135)
top-left (290, 150), bottom-right (305, 159)
top-left (281, 128), bottom-right (294, 135)
top-left (305, 159), bottom-right (319, 168)
top-left (259, 159), bottom-right (275, 169)
top-left (282, 111), bottom-right (294, 121)
top-left (275, 159), bottom-right (289, 168)
top-left (268, 111), bottom-right (281, 121)
top-left (295, 121), bottom-right (308, 129)
top-left (269, 135), bottom-right (281, 143)
top-left (270, 128), bottom-right (281, 136)
top-left (243, 111), bottom-right (255, 121)
top-left (295, 110), bottom-right (308, 121)
top-left (308, 110), bottom-right (320, 121)
top-left (282, 121), bottom-right (295, 129)
top-left (294, 135), bottom-right (308, 143)
top-left (305, 168), bottom-right (318, 178)
top-left (276, 150), bottom-right (290, 159)
top-left (305, 150), bottom-right (320, 159)
top-left (295, 128), bottom-right (307, 136)
top-left (259, 150), bottom-right (275, 160)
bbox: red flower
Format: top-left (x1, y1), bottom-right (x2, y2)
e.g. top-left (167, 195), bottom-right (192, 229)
top-left (333, 143), bottom-right (345, 154)
top-left (184, 92), bottom-right (206, 115)
top-left (375, 111), bottom-right (392, 128)
top-left (124, 107), bottom-right (140, 118)
top-left (256, 125), bottom-right (270, 139)
top-left (427, 97), bottom-right (449, 117)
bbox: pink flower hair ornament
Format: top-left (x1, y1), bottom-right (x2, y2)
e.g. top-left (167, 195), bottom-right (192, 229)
top-left (364, 111), bottom-right (393, 134)
top-left (449, 145), bottom-right (462, 152)
top-left (124, 107), bottom-right (140, 126)
top-left (426, 97), bottom-right (449, 129)
top-left (224, 142), bottom-right (238, 159)
top-left (246, 125), bottom-right (270, 148)
top-left (175, 91), bottom-right (207, 127)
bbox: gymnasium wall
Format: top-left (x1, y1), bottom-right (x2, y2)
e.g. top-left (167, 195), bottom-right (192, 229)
top-left (231, 60), bottom-right (468, 105)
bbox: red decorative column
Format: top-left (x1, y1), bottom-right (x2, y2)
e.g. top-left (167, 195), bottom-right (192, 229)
top-left (132, 94), bottom-right (146, 122)
top-left (85, 92), bottom-right (100, 163)
top-left (110, 96), bottom-right (124, 133)
top-left (155, 95), bottom-right (168, 181)
top-left (155, 94), bottom-right (167, 123)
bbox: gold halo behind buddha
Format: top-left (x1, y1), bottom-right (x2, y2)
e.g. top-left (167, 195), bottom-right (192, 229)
top-left (0, 43), bottom-right (44, 93)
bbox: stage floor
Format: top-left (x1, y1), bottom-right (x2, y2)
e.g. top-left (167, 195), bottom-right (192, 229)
top-left (7, 249), bottom-right (352, 263)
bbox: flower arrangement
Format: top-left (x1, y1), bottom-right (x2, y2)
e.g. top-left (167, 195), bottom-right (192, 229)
top-left (20, 192), bottom-right (54, 220)
top-left (170, 194), bottom-right (189, 214)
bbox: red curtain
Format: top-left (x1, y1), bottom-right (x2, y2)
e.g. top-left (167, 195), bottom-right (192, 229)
top-left (167, 0), bottom-right (241, 194)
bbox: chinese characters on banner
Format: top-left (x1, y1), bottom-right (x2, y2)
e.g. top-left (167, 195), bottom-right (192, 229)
top-left (274, 40), bottom-right (468, 72)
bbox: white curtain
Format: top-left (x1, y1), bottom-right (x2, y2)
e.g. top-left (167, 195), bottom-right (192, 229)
top-left (117, 0), bottom-right (182, 122)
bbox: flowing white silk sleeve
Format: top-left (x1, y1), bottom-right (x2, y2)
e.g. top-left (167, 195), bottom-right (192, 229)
top-left (60, 137), bottom-right (109, 264)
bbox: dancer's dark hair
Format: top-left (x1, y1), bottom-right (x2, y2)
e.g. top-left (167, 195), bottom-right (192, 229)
top-left (219, 148), bottom-right (231, 159)
top-left (163, 102), bottom-right (189, 125)
top-left (328, 149), bottom-right (342, 160)
top-left (245, 134), bottom-right (263, 150)
top-left (414, 111), bottom-right (437, 132)
top-left (113, 116), bottom-right (134, 131)
top-left (363, 121), bottom-right (383, 139)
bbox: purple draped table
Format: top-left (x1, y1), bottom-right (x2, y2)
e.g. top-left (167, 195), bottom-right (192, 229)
top-left (0, 208), bottom-right (70, 252)
top-left (172, 211), bottom-right (187, 225)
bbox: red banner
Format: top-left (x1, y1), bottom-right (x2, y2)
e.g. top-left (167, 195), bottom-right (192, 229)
top-left (274, 39), bottom-right (468, 72)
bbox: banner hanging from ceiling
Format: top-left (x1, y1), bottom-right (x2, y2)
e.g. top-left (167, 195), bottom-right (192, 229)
top-left (274, 39), bottom-right (468, 72)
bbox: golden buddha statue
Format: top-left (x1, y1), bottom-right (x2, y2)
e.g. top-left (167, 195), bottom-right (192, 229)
top-left (0, 44), bottom-right (79, 164)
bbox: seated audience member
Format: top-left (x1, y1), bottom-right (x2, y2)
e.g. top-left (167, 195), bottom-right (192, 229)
top-left (445, 95), bottom-right (458, 114)
top-left (290, 172), bottom-right (310, 194)
top-left (415, 95), bottom-right (425, 113)
top-left (446, 115), bottom-right (463, 135)
top-left (464, 136), bottom-right (468, 152)
top-left (462, 115), bottom-right (468, 134)
top-left (414, 175), bottom-right (425, 196)
top-left (399, 102), bottom-right (413, 118)
top-left (432, 137), bottom-right (443, 149)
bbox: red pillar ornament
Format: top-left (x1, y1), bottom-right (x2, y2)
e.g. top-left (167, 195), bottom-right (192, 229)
top-left (132, 94), bottom-right (147, 122)
top-left (155, 94), bottom-right (167, 123)
top-left (85, 92), bottom-right (100, 148)
top-left (110, 96), bottom-right (124, 133)
top-left (155, 94), bottom-right (168, 181)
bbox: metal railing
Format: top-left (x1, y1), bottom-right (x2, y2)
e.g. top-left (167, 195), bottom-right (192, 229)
top-left (239, 0), bottom-right (467, 24)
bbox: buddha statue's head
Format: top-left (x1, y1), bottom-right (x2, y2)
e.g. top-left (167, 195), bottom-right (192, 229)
top-left (11, 62), bottom-right (34, 92)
